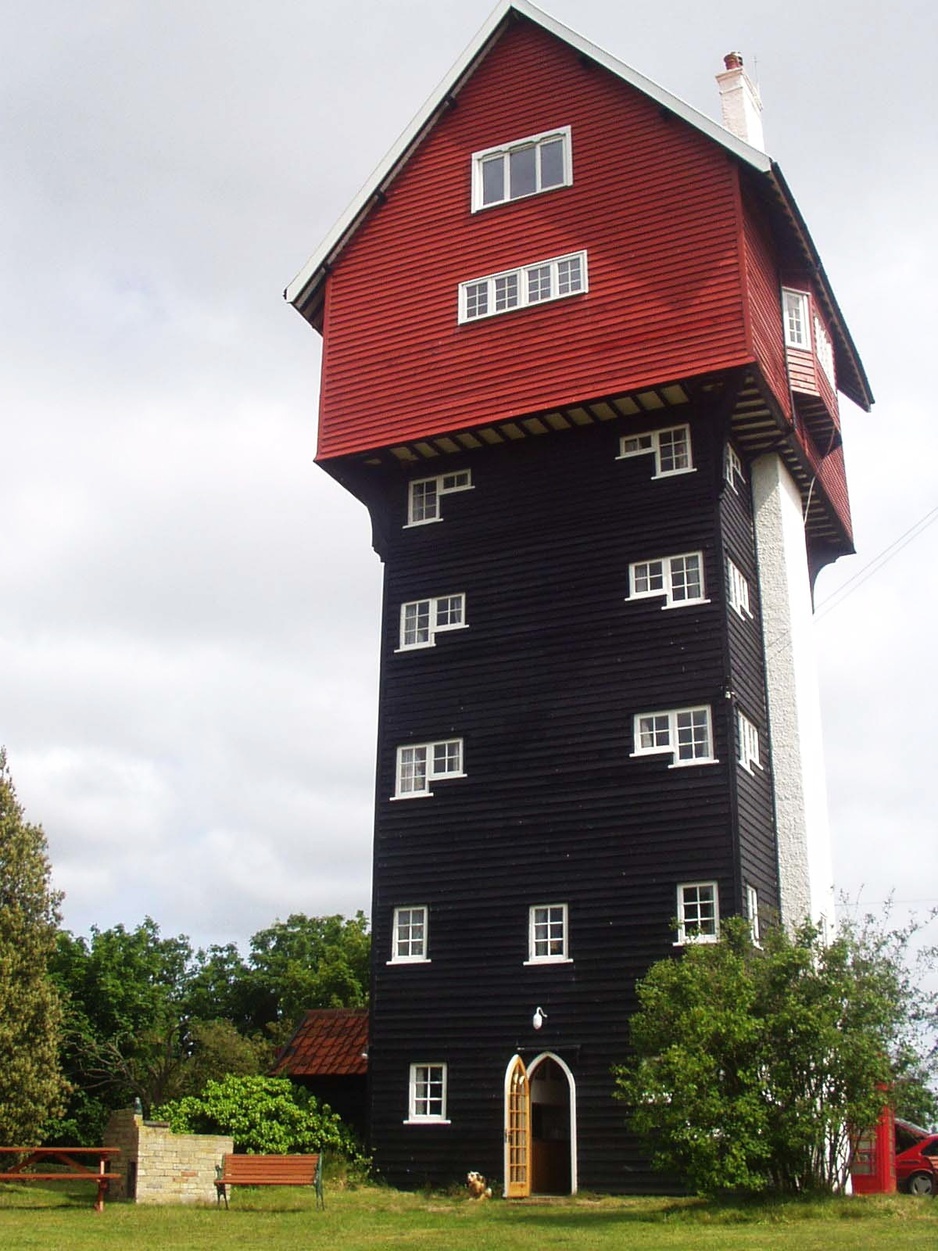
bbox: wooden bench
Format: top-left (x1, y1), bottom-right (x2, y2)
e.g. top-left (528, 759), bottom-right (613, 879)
top-left (0, 1146), bottom-right (120, 1212)
top-left (214, 1153), bottom-right (323, 1209)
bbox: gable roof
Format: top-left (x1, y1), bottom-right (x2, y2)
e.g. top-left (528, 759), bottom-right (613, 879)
top-left (271, 1007), bottom-right (368, 1078)
top-left (285, 0), bottom-right (871, 412)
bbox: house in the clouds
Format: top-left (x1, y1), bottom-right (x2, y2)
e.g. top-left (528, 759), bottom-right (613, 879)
top-left (286, 0), bottom-right (871, 1195)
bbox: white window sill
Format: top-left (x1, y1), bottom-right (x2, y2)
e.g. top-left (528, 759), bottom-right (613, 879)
top-left (662, 598), bottom-right (710, 611)
top-left (524, 957), bottom-right (572, 966)
top-left (387, 958), bottom-right (431, 966)
top-left (667, 757), bottom-right (719, 769)
top-left (729, 606), bottom-right (754, 620)
top-left (673, 935), bottom-right (719, 947)
top-left (395, 641), bottom-right (436, 653)
top-left (404, 1118), bottom-right (451, 1126)
top-left (738, 760), bottom-right (763, 775)
top-left (391, 773), bottom-right (467, 800)
top-left (652, 466), bottom-right (697, 480)
top-left (403, 516), bottom-right (443, 529)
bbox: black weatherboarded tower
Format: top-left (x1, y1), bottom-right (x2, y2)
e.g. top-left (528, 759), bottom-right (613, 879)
top-left (286, 1), bottom-right (871, 1195)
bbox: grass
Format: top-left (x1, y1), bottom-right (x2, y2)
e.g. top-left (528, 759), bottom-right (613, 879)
top-left (0, 1180), bottom-right (936, 1250)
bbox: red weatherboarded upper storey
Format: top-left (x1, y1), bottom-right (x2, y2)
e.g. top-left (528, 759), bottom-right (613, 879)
top-left (288, 2), bottom-right (871, 465)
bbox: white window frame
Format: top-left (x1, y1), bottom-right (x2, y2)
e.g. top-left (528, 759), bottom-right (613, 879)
top-left (782, 288), bottom-right (810, 349)
top-left (406, 470), bottom-right (472, 527)
top-left (397, 593), bottom-right (467, 651)
top-left (525, 904), bottom-right (570, 965)
top-left (628, 552), bottom-right (707, 609)
top-left (389, 905), bottom-right (429, 964)
top-left (471, 126), bottom-right (572, 212)
top-left (458, 251), bottom-right (587, 324)
top-left (406, 1063), bottom-right (449, 1124)
top-left (676, 881), bottom-right (720, 945)
top-left (737, 710), bottom-right (762, 774)
top-left (814, 314), bottom-right (836, 387)
top-left (631, 706), bottom-right (716, 768)
top-left (393, 739), bottom-right (465, 799)
top-left (617, 424), bottom-right (695, 478)
top-left (725, 443), bottom-right (745, 492)
top-left (746, 883), bottom-right (761, 945)
top-left (726, 557), bottom-right (753, 620)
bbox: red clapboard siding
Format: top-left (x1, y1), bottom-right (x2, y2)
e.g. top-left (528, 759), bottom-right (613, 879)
top-left (741, 196), bottom-right (791, 420)
top-left (317, 19), bottom-right (752, 460)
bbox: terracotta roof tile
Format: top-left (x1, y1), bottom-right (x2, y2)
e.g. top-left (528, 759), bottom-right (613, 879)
top-left (272, 1008), bottom-right (368, 1078)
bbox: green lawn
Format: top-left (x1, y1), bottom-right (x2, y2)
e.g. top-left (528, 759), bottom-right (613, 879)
top-left (1, 1181), bottom-right (935, 1250)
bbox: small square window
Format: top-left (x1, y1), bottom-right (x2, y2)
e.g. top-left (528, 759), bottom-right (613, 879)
top-left (398, 593), bottom-right (467, 651)
top-left (782, 288), bottom-right (810, 349)
top-left (727, 558), bottom-right (752, 619)
top-left (394, 738), bottom-right (465, 798)
top-left (407, 1063), bottom-right (448, 1122)
top-left (630, 552), bottom-right (706, 609)
top-left (737, 710), bottom-right (762, 774)
top-left (527, 904), bottom-right (569, 963)
top-left (725, 444), bottom-right (745, 492)
top-left (676, 881), bottom-right (719, 944)
top-left (391, 906), bottom-right (429, 963)
top-left (617, 425), bottom-right (695, 479)
top-left (406, 471), bottom-right (472, 526)
top-left (632, 707), bottom-right (716, 768)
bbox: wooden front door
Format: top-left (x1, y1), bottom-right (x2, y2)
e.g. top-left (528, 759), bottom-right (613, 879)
top-left (505, 1055), bottom-right (531, 1198)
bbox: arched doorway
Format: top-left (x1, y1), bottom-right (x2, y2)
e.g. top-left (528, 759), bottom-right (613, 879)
top-left (504, 1053), bottom-right (576, 1196)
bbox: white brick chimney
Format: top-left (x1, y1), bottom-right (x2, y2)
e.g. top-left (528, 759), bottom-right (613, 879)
top-left (716, 51), bottom-right (765, 151)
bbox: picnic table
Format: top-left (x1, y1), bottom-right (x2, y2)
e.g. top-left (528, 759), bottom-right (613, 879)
top-left (0, 1146), bottom-right (121, 1211)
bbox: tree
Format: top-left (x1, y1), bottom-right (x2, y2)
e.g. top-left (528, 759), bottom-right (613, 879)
top-left (0, 749), bottom-right (68, 1144)
top-left (156, 1074), bottom-right (363, 1160)
top-left (615, 915), bottom-right (936, 1195)
top-left (244, 912), bottom-right (371, 1035)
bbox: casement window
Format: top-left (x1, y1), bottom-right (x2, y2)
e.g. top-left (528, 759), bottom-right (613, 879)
top-left (746, 884), bottom-right (761, 945)
top-left (676, 881), bottom-right (720, 944)
top-left (458, 251), bottom-right (587, 323)
top-left (471, 126), bottom-right (572, 211)
top-left (814, 315), bottom-right (836, 387)
top-left (726, 558), bottom-right (753, 619)
top-left (725, 443), bottom-right (745, 492)
top-left (406, 470), bottom-right (472, 526)
top-left (632, 706), bottom-right (716, 767)
top-left (407, 1063), bottom-right (448, 1123)
top-left (618, 424), bottom-right (694, 478)
top-left (629, 552), bottom-right (706, 609)
top-left (737, 710), bottom-right (762, 774)
top-left (394, 739), bottom-right (464, 798)
top-left (398, 594), bottom-right (467, 650)
top-left (390, 906), bottom-right (428, 963)
top-left (526, 904), bottom-right (569, 964)
top-left (782, 288), bottom-right (810, 349)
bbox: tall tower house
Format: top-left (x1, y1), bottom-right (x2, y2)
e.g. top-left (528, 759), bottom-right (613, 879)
top-left (286, 1), bottom-right (871, 1194)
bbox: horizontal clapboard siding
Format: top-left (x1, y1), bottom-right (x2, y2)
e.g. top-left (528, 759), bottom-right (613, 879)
top-left (741, 192), bottom-right (790, 421)
top-left (719, 457), bottom-right (781, 917)
top-left (318, 19), bottom-right (751, 460)
top-left (366, 407), bottom-right (768, 1192)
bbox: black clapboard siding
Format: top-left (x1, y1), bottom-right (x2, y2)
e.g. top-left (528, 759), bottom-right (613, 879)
top-left (364, 403), bottom-right (777, 1191)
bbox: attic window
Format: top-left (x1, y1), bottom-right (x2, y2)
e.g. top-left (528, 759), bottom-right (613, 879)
top-left (459, 252), bottom-right (587, 323)
top-left (782, 288), bottom-right (810, 349)
top-left (471, 127), bottom-right (572, 211)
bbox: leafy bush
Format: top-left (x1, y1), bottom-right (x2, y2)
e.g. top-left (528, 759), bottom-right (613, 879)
top-left (156, 1074), bottom-right (365, 1162)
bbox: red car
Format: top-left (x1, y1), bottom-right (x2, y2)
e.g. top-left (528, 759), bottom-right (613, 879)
top-left (896, 1131), bottom-right (938, 1196)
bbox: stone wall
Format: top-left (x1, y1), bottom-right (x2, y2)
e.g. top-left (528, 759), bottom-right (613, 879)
top-left (104, 1109), bottom-right (233, 1204)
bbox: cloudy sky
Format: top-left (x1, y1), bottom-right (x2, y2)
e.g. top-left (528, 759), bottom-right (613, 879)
top-left (3, 0), bottom-right (935, 957)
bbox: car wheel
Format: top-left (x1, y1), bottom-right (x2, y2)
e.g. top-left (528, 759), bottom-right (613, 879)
top-left (907, 1171), bottom-right (935, 1197)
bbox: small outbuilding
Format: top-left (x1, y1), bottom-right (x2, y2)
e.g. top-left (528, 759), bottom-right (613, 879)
top-left (272, 1007), bottom-right (368, 1138)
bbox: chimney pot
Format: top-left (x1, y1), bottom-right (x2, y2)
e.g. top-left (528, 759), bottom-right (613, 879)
top-left (724, 51), bottom-right (744, 70)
